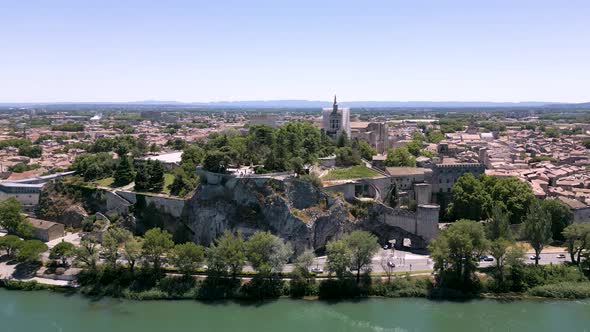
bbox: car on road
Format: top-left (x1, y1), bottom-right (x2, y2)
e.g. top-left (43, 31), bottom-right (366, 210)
top-left (557, 254), bottom-right (566, 259)
top-left (529, 255), bottom-right (541, 260)
top-left (387, 260), bottom-right (396, 268)
top-left (310, 267), bottom-right (324, 274)
top-left (479, 255), bottom-right (494, 262)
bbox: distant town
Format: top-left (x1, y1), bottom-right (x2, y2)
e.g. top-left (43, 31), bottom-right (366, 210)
top-left (0, 98), bottom-right (588, 300)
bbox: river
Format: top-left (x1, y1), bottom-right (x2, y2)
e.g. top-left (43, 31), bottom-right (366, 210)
top-left (1, 289), bottom-right (589, 332)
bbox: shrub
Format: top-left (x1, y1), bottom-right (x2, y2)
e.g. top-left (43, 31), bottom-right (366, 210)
top-left (370, 276), bottom-right (431, 298)
top-left (528, 282), bottom-right (590, 299)
top-left (239, 276), bottom-right (286, 299)
top-left (318, 278), bottom-right (361, 299)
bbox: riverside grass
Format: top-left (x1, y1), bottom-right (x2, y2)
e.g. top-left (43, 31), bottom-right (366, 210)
top-left (528, 282), bottom-right (590, 299)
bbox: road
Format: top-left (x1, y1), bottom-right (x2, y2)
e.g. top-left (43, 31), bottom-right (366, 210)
top-left (283, 248), bottom-right (572, 274)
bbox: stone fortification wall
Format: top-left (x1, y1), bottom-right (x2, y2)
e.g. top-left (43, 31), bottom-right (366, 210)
top-left (105, 190), bottom-right (186, 218)
top-left (369, 203), bottom-right (439, 244)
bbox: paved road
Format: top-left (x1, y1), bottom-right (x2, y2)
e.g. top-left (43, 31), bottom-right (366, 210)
top-left (285, 248), bottom-right (572, 274)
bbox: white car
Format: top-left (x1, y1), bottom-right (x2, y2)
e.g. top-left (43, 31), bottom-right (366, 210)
top-left (529, 255), bottom-right (541, 260)
top-left (310, 267), bottom-right (324, 274)
top-left (557, 254), bottom-right (566, 259)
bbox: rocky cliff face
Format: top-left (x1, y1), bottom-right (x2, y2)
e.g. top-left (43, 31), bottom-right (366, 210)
top-left (183, 177), bottom-right (428, 256)
top-left (184, 177), bottom-right (346, 256)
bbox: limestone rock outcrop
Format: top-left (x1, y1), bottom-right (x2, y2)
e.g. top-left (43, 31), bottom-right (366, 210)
top-left (183, 176), bottom-right (431, 256)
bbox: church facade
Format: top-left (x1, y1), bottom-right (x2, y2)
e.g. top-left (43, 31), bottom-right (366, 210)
top-left (322, 96), bottom-right (351, 138)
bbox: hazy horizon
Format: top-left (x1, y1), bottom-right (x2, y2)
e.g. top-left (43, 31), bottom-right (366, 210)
top-left (1, 0), bottom-right (589, 103)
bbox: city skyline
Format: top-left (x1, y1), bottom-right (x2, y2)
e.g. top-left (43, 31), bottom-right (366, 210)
top-left (1, 0), bottom-right (589, 103)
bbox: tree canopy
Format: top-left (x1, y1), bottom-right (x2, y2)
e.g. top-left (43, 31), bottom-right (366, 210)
top-left (325, 230), bottom-right (380, 283)
top-left (244, 231), bottom-right (292, 275)
top-left (448, 174), bottom-right (535, 224)
top-left (0, 198), bottom-right (33, 238)
top-left (542, 199), bottom-right (573, 241)
top-left (429, 219), bottom-right (488, 290)
top-left (207, 230), bottom-right (246, 279)
top-left (384, 147), bottom-right (416, 167)
top-left (523, 199), bottom-right (552, 265)
top-left (142, 228), bottom-right (174, 271)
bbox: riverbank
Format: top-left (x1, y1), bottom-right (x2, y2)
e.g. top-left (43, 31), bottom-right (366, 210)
top-left (3, 268), bottom-right (590, 302)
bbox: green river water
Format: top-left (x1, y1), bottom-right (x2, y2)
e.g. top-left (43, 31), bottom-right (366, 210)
top-left (0, 289), bottom-right (589, 332)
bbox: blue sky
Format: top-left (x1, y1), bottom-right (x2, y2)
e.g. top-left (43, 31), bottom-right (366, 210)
top-left (1, 0), bottom-right (589, 103)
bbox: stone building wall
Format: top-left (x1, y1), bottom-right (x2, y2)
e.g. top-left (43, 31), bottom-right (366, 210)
top-left (431, 163), bottom-right (485, 193)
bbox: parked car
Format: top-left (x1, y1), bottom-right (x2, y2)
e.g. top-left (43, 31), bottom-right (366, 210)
top-left (557, 254), bottom-right (566, 259)
top-left (529, 255), bottom-right (541, 260)
top-left (310, 267), bottom-right (324, 274)
top-left (387, 260), bottom-right (396, 268)
top-left (479, 255), bottom-right (493, 262)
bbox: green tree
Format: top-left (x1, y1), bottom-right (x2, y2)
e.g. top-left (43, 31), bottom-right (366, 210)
top-left (71, 152), bottom-right (116, 181)
top-left (169, 163), bottom-right (199, 197)
top-left (207, 231), bottom-right (246, 279)
top-left (429, 220), bottom-right (488, 289)
top-left (150, 143), bottom-right (160, 153)
top-left (101, 227), bottom-right (132, 267)
top-left (485, 176), bottom-right (535, 224)
top-left (542, 199), bottom-right (573, 241)
top-left (295, 250), bottom-right (316, 272)
top-left (562, 222), bottom-right (590, 265)
top-left (113, 156), bottom-right (135, 187)
top-left (245, 231), bottom-right (292, 275)
top-left (0, 234), bottom-right (22, 257)
top-left (203, 150), bottom-right (231, 173)
top-left (123, 236), bottom-right (143, 272)
top-left (49, 241), bottom-right (75, 266)
top-left (343, 230), bottom-right (380, 283)
top-left (142, 228), bottom-right (174, 271)
top-left (411, 131), bottom-right (426, 142)
top-left (182, 145), bottom-right (206, 165)
top-left (114, 155), bottom-right (135, 187)
top-left (18, 145), bottom-right (42, 158)
top-left (336, 130), bottom-right (350, 148)
top-left (352, 138), bottom-right (376, 161)
top-left (426, 130), bottom-right (445, 143)
top-left (489, 238), bottom-right (511, 286)
top-left (384, 147), bottom-right (416, 167)
top-left (134, 163), bottom-right (150, 191)
top-left (171, 242), bottom-right (205, 276)
top-left (75, 235), bottom-right (99, 269)
top-left (148, 160), bottom-right (165, 192)
top-left (0, 198), bottom-right (33, 238)
top-left (386, 181), bottom-right (399, 208)
top-left (447, 174), bottom-right (491, 221)
top-left (16, 240), bottom-right (47, 262)
top-left (289, 157), bottom-right (305, 175)
top-left (326, 239), bottom-right (350, 280)
top-left (114, 141), bottom-right (131, 157)
top-left (335, 147), bottom-right (362, 167)
top-left (523, 200), bottom-right (552, 265)
top-left (406, 140), bottom-right (422, 157)
top-left (486, 205), bottom-right (512, 241)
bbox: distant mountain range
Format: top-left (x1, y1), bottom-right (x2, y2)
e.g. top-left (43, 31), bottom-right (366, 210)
top-left (1, 100), bottom-right (589, 109)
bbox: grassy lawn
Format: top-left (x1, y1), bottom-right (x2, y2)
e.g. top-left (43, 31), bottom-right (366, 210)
top-left (323, 166), bottom-right (380, 180)
top-left (94, 177), bottom-right (114, 187)
top-left (162, 173), bottom-right (175, 195)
